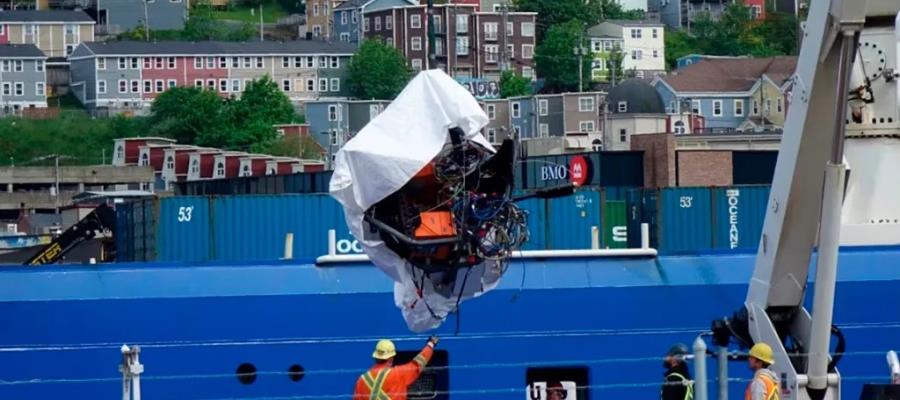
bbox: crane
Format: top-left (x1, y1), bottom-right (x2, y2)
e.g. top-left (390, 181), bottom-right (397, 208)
top-left (711, 1), bottom-right (900, 400)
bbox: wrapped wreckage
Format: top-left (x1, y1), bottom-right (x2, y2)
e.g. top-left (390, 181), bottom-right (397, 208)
top-left (329, 70), bottom-right (531, 332)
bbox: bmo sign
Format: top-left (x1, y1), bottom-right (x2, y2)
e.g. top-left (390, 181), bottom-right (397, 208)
top-left (538, 155), bottom-right (593, 187)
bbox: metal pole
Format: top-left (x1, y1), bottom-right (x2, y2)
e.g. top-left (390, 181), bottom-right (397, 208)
top-left (806, 31), bottom-right (854, 399)
top-left (500, 2), bottom-right (508, 72)
top-left (693, 337), bottom-right (708, 400)
top-left (640, 223), bottom-right (649, 249)
top-left (142, 0), bottom-right (150, 41)
top-left (591, 226), bottom-right (600, 249)
top-left (259, 3), bottom-right (264, 41)
top-left (718, 346), bottom-right (728, 400)
top-left (54, 155), bottom-right (59, 214)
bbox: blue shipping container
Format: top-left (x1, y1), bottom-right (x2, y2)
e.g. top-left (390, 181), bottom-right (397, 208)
top-left (518, 198), bottom-right (547, 250)
top-left (157, 197), bottom-right (211, 262)
top-left (212, 195), bottom-right (355, 262)
top-left (712, 185), bottom-right (770, 251)
top-left (116, 203), bottom-right (133, 262)
top-left (658, 187), bottom-right (713, 253)
top-left (548, 190), bottom-right (601, 249)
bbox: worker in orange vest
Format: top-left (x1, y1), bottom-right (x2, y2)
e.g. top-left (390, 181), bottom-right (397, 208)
top-left (746, 342), bottom-right (780, 400)
top-left (353, 336), bottom-right (438, 400)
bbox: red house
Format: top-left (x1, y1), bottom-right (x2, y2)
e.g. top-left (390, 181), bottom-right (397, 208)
top-left (187, 148), bottom-right (223, 181)
top-left (114, 137), bottom-right (176, 166)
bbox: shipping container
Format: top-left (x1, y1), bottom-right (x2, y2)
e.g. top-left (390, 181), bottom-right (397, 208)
top-left (115, 203), bottom-right (134, 262)
top-left (174, 171), bottom-right (335, 196)
top-left (212, 195), bottom-right (353, 261)
top-left (516, 152), bottom-right (643, 191)
top-left (626, 188), bottom-right (658, 249)
top-left (517, 198), bottom-right (547, 251)
top-left (130, 199), bottom-right (158, 262)
top-left (547, 190), bottom-right (601, 249)
top-left (658, 187), bottom-right (713, 253)
top-left (603, 201), bottom-right (627, 249)
top-left (712, 185), bottom-right (770, 251)
top-left (157, 197), bottom-right (211, 262)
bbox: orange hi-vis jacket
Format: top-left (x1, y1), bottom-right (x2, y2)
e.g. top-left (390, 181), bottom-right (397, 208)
top-left (353, 344), bottom-right (434, 400)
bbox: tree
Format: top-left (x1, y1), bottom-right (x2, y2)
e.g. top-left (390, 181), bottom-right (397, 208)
top-left (255, 135), bottom-right (323, 159)
top-left (535, 21), bottom-right (593, 92)
top-left (605, 46), bottom-right (625, 84)
top-left (663, 29), bottom-right (698, 70)
top-left (499, 71), bottom-right (532, 98)
top-left (222, 76), bottom-right (297, 150)
top-left (513, 0), bottom-right (642, 39)
top-left (149, 87), bottom-right (227, 145)
top-left (347, 39), bottom-right (411, 100)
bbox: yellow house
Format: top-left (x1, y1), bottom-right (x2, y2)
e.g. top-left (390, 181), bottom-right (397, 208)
top-left (740, 73), bottom-right (793, 131)
top-left (0, 10), bottom-right (95, 62)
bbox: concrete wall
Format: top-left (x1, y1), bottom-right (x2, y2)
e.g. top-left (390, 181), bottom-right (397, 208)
top-left (0, 166), bottom-right (154, 185)
top-left (676, 150), bottom-right (733, 186)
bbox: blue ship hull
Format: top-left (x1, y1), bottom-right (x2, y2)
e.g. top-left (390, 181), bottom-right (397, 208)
top-left (1, 247), bottom-right (898, 400)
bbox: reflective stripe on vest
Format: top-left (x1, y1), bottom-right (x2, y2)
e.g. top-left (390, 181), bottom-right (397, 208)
top-left (744, 374), bottom-right (779, 400)
top-left (360, 368), bottom-right (392, 400)
top-left (668, 372), bottom-right (694, 400)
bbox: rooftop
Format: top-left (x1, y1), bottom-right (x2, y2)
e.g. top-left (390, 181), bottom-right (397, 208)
top-left (659, 56), bottom-right (797, 92)
top-left (0, 44), bottom-right (45, 58)
top-left (0, 10), bottom-right (94, 23)
top-left (77, 40), bottom-right (359, 56)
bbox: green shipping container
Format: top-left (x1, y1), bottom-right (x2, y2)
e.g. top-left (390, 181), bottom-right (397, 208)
top-left (603, 201), bottom-right (627, 249)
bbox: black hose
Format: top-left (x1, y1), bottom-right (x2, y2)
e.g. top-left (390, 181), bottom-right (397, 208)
top-left (828, 325), bottom-right (845, 372)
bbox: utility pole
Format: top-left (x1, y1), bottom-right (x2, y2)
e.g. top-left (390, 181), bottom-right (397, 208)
top-left (142, 0), bottom-right (150, 41)
top-left (574, 25), bottom-right (587, 92)
top-left (426, 0), bottom-right (435, 69)
top-left (259, 3), bottom-right (264, 41)
top-left (500, 2), bottom-right (508, 72)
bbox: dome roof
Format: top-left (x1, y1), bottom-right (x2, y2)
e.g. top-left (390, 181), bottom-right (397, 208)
top-left (607, 79), bottom-right (665, 114)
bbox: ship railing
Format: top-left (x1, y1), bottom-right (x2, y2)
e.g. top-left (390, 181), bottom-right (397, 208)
top-left (315, 223), bottom-right (656, 265)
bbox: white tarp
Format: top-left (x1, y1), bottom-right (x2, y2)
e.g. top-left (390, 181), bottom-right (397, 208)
top-left (329, 70), bottom-right (503, 332)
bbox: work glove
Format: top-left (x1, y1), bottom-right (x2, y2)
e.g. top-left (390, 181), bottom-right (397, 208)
top-left (428, 335), bottom-right (439, 347)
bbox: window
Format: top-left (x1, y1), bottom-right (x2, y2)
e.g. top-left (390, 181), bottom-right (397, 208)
top-left (369, 104), bottom-right (383, 119)
top-left (692, 100), bottom-right (701, 115)
top-left (734, 99), bottom-right (744, 117)
top-left (306, 57), bottom-right (315, 68)
top-left (118, 80), bottom-right (127, 93)
top-left (592, 139), bottom-right (602, 151)
top-left (216, 162), bottom-right (225, 177)
top-left (313, 3), bottom-right (319, 16)
top-left (374, 16), bottom-right (381, 30)
top-left (631, 50), bottom-right (643, 60)
top-left (319, 78), bottom-right (328, 91)
top-left (97, 80), bottom-right (107, 94)
top-left (538, 99), bottom-right (548, 116)
top-left (511, 102), bottom-right (521, 118)
top-left (456, 15), bottom-right (468, 33)
top-left (194, 57), bottom-right (203, 69)
top-left (777, 98), bottom-right (783, 113)
top-left (219, 79), bottom-right (228, 92)
top-left (282, 79), bottom-right (292, 92)
top-left (750, 5), bottom-right (762, 19)
top-left (580, 97), bottom-right (595, 112)
top-left (256, 57), bottom-right (263, 68)
top-left (243, 57), bottom-right (252, 68)
top-left (765, 99), bottom-right (771, 113)
top-left (652, 28), bottom-right (658, 39)
top-left (507, 44), bottom-right (514, 59)
top-left (592, 41), bottom-right (602, 52)
top-left (522, 44), bottom-right (534, 60)
top-left (166, 156), bottom-right (175, 171)
top-left (341, 11), bottom-right (347, 25)
top-left (486, 128), bottom-right (496, 143)
top-left (457, 37), bottom-right (469, 55)
top-left (97, 58), bottom-right (106, 70)
top-left (14, 82), bottom-right (23, 96)
top-left (13, 60), bottom-right (22, 72)
top-left (0, 61), bottom-right (6, 72)
top-left (521, 22), bottom-right (534, 37)
top-left (485, 104), bottom-right (496, 120)
top-left (411, 37), bottom-right (423, 51)
top-left (386, 37), bottom-right (394, 47)
top-left (131, 80), bottom-right (140, 93)
top-left (35, 82), bottom-right (44, 96)
top-left (484, 22), bottom-right (498, 41)
top-left (674, 120), bottom-right (686, 134)
top-left (231, 79), bottom-right (240, 92)
top-left (352, 10), bottom-right (358, 23)
top-left (485, 45), bottom-right (498, 63)
top-left (617, 101), bottom-right (627, 113)
top-left (435, 40), bottom-right (443, 55)
top-left (168, 57), bottom-right (176, 69)
top-left (386, 16), bottom-right (392, 29)
top-left (34, 60), bottom-right (44, 72)
top-left (319, 56), bottom-right (328, 68)
top-left (143, 80), bottom-right (152, 93)
top-left (232, 57), bottom-right (240, 68)
top-left (282, 57), bottom-right (290, 68)
top-left (539, 123), bottom-right (549, 137)
top-left (1, 83), bottom-right (8, 96)
top-left (630, 28), bottom-right (642, 38)
top-left (522, 66), bottom-right (534, 79)
top-left (433, 15), bottom-right (442, 33)
top-left (194, 79), bottom-right (203, 88)
top-left (411, 59), bottom-right (423, 71)
top-left (155, 80), bottom-right (164, 93)
top-left (330, 78), bottom-right (340, 92)
top-left (410, 14), bottom-right (421, 29)
top-left (619, 128), bottom-right (627, 142)
top-left (328, 105), bottom-right (339, 121)
top-left (23, 24), bottom-right (35, 43)
top-left (507, 21), bottom-right (514, 36)
top-left (604, 41), bottom-right (612, 51)
top-left (713, 100), bottom-right (723, 116)
top-left (580, 121), bottom-right (596, 132)
top-left (131, 57), bottom-right (139, 69)
top-left (751, 99), bottom-right (759, 115)
top-left (653, 49), bottom-right (659, 58)
top-left (330, 130), bottom-right (342, 146)
top-left (330, 56), bottom-right (339, 68)
top-left (168, 79), bottom-right (177, 88)
top-left (307, 79), bottom-right (315, 91)
top-left (293, 57), bottom-right (303, 68)
top-left (190, 159), bottom-right (200, 174)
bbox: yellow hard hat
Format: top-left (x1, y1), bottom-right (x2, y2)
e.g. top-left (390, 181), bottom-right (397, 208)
top-left (372, 340), bottom-right (397, 360)
top-left (749, 343), bottom-right (775, 365)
